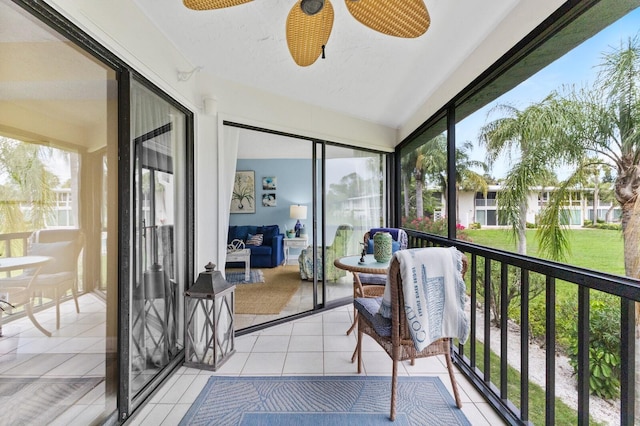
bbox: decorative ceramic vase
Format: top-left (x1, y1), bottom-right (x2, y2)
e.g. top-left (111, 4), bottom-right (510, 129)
top-left (373, 232), bottom-right (393, 263)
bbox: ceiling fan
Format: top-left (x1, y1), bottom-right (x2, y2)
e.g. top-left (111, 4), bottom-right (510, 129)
top-left (183, 0), bottom-right (430, 67)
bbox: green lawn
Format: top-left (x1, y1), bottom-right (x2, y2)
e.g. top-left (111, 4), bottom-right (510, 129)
top-left (460, 227), bottom-right (622, 424)
top-left (465, 228), bottom-right (625, 276)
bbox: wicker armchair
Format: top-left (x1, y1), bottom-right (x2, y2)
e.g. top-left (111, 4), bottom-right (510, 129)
top-left (354, 249), bottom-right (468, 421)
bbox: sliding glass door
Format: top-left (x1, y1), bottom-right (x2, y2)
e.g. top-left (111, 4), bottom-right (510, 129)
top-left (320, 145), bottom-right (386, 306)
top-left (129, 79), bottom-right (189, 399)
top-left (0, 1), bottom-right (119, 423)
top-left (222, 124), bottom-right (387, 326)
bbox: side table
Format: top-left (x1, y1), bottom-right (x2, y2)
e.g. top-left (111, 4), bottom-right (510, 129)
top-left (283, 236), bottom-right (308, 265)
top-left (226, 248), bottom-right (250, 281)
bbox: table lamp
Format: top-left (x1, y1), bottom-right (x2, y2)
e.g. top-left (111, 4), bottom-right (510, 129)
top-left (290, 204), bottom-right (307, 237)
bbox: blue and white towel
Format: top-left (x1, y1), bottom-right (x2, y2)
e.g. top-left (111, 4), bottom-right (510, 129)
top-left (379, 247), bottom-right (469, 351)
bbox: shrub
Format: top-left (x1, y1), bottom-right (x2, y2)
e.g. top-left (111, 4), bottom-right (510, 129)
top-left (595, 223), bottom-right (621, 231)
top-left (554, 296), bottom-right (579, 350)
top-left (531, 293), bottom-right (621, 400)
top-left (469, 222), bottom-right (481, 229)
top-left (527, 294), bottom-right (548, 343)
top-left (526, 222), bottom-right (537, 229)
top-left (401, 216), bottom-right (472, 242)
top-left (567, 298), bottom-right (620, 399)
top-left (582, 220), bottom-right (621, 231)
top-left (474, 261), bottom-right (545, 327)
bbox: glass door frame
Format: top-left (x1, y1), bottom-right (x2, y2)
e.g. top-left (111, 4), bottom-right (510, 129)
top-left (118, 69), bottom-right (195, 420)
top-left (224, 121), bottom-right (393, 329)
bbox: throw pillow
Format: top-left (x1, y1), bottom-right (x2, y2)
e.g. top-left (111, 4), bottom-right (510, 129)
top-left (258, 225), bottom-right (279, 245)
top-left (367, 239), bottom-right (400, 255)
top-left (235, 225), bottom-right (257, 242)
top-left (246, 233), bottom-right (264, 246)
top-left (370, 228), bottom-right (400, 240)
top-left (27, 241), bottom-right (77, 275)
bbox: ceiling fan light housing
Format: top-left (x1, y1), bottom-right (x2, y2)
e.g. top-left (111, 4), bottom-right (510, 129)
top-left (300, 0), bottom-right (324, 15)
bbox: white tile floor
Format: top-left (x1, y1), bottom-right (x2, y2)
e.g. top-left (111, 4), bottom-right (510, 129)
top-left (0, 289), bottom-right (505, 425)
top-left (0, 293), bottom-right (109, 425)
top-left (128, 305), bottom-right (506, 425)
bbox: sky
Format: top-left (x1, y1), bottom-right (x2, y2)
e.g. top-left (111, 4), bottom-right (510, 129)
top-left (458, 6), bottom-right (640, 179)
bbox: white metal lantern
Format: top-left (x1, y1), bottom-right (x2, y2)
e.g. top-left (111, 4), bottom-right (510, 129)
top-left (184, 262), bottom-right (235, 370)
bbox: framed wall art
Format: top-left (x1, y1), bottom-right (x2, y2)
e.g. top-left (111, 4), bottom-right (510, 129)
top-left (262, 176), bottom-right (277, 190)
top-left (231, 170), bottom-right (255, 213)
top-left (262, 193), bottom-right (276, 207)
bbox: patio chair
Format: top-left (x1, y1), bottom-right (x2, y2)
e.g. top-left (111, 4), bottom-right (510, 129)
top-left (357, 227), bottom-right (408, 286)
top-left (298, 224), bottom-right (354, 281)
top-left (29, 228), bottom-right (84, 330)
top-left (354, 247), bottom-right (468, 421)
top-left (0, 274), bottom-right (41, 337)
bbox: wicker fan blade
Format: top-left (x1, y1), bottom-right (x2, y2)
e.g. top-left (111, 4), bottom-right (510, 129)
top-left (345, 0), bottom-right (430, 38)
top-left (286, 0), bottom-right (334, 67)
top-left (183, 0), bottom-right (253, 11)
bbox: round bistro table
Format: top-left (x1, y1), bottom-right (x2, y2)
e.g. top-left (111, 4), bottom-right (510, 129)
top-left (0, 255), bottom-right (52, 337)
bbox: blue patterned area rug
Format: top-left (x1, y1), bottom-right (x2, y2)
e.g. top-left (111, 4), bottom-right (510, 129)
top-left (179, 376), bottom-right (471, 425)
top-left (225, 269), bottom-right (264, 284)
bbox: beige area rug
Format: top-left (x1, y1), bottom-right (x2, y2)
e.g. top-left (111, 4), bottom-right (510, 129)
top-left (229, 265), bottom-right (301, 315)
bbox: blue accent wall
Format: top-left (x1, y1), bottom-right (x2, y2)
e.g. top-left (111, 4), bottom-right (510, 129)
top-left (230, 159), bottom-right (312, 233)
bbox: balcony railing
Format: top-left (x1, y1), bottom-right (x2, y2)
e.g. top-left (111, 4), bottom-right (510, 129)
top-left (0, 230), bottom-right (81, 319)
top-left (475, 199), bottom-right (497, 207)
top-left (0, 231), bottom-right (31, 276)
top-left (405, 229), bottom-right (640, 425)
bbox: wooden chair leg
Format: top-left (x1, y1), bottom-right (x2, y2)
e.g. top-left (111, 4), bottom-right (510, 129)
top-left (445, 351), bottom-right (462, 408)
top-left (71, 285), bottom-right (80, 313)
top-left (390, 356), bottom-right (398, 421)
top-left (356, 324), bottom-right (363, 374)
top-left (55, 288), bottom-right (61, 330)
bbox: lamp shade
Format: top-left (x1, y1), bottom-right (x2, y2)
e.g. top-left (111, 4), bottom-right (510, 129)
top-left (290, 205), bottom-right (307, 220)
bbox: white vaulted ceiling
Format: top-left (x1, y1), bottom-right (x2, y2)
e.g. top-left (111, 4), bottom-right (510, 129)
top-left (131, 0), bottom-right (564, 130)
top-left (1, 0), bottom-right (565, 151)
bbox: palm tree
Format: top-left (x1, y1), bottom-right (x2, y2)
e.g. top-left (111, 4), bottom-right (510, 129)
top-left (405, 135), bottom-right (488, 223)
top-left (480, 35), bottom-right (640, 408)
top-left (555, 38), bottom-right (640, 412)
top-left (478, 101), bottom-right (560, 255)
top-left (528, 36), bottom-right (640, 270)
top-left (415, 134), bottom-right (449, 219)
top-left (413, 143), bottom-right (433, 218)
top-left (400, 150), bottom-right (418, 218)
top-left (454, 141), bottom-right (489, 223)
top-left (0, 137), bottom-right (58, 233)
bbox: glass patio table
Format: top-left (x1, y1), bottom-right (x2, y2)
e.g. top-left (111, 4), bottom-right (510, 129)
top-left (0, 255), bottom-right (52, 337)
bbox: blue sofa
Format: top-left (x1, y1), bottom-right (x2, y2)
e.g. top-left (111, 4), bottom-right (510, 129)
top-left (227, 225), bottom-right (284, 268)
